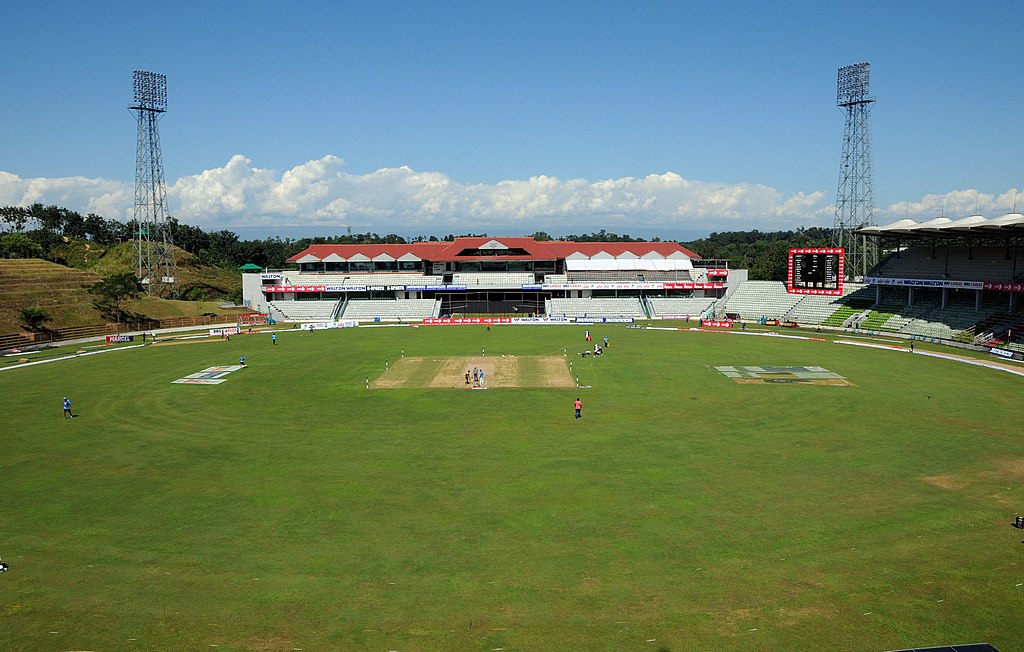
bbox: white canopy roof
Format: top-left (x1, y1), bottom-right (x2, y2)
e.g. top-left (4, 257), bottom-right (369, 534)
top-left (565, 258), bottom-right (693, 271)
top-left (857, 213), bottom-right (1024, 237)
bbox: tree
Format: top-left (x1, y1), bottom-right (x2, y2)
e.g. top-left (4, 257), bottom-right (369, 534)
top-left (85, 272), bottom-right (143, 322)
top-left (18, 307), bottom-right (51, 332)
top-left (0, 206), bottom-right (29, 232)
top-left (0, 232), bottom-right (44, 258)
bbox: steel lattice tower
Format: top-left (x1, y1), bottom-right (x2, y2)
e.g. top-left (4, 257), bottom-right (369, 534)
top-left (130, 70), bottom-right (176, 296)
top-left (833, 62), bottom-right (877, 280)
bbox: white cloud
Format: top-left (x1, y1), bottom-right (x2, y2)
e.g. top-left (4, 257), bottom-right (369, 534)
top-left (885, 189), bottom-right (1021, 221)
top-left (2, 156), bottom-right (1018, 236)
top-left (0, 170), bottom-right (133, 220)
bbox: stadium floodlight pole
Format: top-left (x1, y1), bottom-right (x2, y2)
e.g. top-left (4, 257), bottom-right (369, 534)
top-left (130, 70), bottom-right (177, 296)
top-left (833, 62), bottom-right (877, 281)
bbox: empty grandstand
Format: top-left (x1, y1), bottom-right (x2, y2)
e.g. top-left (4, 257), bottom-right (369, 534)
top-left (340, 299), bottom-right (440, 321)
top-left (720, 281), bottom-right (803, 321)
top-left (546, 297), bottom-right (647, 319)
top-left (268, 299), bottom-right (340, 323)
top-left (647, 296), bottom-right (716, 319)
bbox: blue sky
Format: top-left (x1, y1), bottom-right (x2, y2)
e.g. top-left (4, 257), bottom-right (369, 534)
top-left (1, 1), bottom-right (1022, 239)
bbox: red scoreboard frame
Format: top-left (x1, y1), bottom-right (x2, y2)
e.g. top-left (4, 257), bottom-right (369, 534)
top-left (787, 247), bottom-right (844, 296)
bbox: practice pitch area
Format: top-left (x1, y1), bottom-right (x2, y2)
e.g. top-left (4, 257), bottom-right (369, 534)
top-left (1, 322), bottom-right (1022, 651)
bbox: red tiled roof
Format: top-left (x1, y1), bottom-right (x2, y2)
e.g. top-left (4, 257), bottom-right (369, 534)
top-left (287, 237), bottom-right (700, 262)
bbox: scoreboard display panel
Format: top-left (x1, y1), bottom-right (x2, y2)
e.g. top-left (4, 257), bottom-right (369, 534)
top-left (787, 248), bottom-right (844, 296)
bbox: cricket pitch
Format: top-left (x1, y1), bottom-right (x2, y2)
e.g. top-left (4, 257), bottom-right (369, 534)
top-left (371, 355), bottom-right (576, 389)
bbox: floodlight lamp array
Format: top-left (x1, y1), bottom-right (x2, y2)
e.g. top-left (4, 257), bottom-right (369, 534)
top-left (132, 70), bottom-right (167, 111)
top-left (837, 62), bottom-right (870, 106)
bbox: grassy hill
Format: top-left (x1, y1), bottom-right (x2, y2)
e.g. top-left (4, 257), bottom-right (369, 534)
top-left (85, 241), bottom-right (241, 301)
top-left (0, 242), bottom-right (244, 335)
top-left (0, 258), bottom-right (106, 333)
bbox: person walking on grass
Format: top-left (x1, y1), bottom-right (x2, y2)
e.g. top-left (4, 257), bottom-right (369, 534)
top-left (574, 398), bottom-right (582, 419)
top-left (63, 396), bottom-right (73, 419)
top-left (272, 333), bottom-right (277, 346)
top-left (240, 355), bottom-right (246, 367)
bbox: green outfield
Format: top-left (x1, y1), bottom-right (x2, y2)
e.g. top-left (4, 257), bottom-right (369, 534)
top-left (1, 324), bottom-right (1022, 651)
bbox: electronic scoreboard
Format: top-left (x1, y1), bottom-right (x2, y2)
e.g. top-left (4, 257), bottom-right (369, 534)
top-left (787, 248), bottom-right (844, 296)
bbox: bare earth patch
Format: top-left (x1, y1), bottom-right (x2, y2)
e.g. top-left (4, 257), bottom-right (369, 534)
top-left (373, 355), bottom-right (574, 389)
top-left (921, 475), bottom-right (969, 490)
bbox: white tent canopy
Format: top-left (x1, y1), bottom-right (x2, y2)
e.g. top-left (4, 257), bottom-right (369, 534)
top-left (565, 258), bottom-right (693, 271)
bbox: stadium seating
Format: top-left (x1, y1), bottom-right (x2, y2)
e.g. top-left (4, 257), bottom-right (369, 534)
top-left (546, 297), bottom-right (647, 318)
top-left (720, 281), bottom-right (803, 320)
top-left (565, 270), bottom-right (642, 283)
top-left (872, 247), bottom-right (1020, 283)
top-left (452, 272), bottom-right (536, 288)
top-left (647, 297), bottom-right (716, 318)
top-left (269, 300), bottom-right (341, 322)
top-left (782, 283), bottom-right (867, 325)
top-left (340, 299), bottom-right (440, 321)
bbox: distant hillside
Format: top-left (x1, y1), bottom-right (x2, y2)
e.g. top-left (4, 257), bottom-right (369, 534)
top-left (85, 242), bottom-right (241, 300)
top-left (0, 245), bottom-right (246, 335)
top-left (0, 259), bottom-right (106, 333)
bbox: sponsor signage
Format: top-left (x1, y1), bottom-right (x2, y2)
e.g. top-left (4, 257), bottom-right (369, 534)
top-left (172, 365), bottom-right (244, 385)
top-left (705, 269), bottom-right (729, 277)
top-left (541, 282), bottom-right (724, 291)
top-left (263, 285), bottom-right (327, 293)
top-left (575, 317), bottom-right (635, 324)
top-left (662, 282), bottom-right (725, 290)
top-left (405, 284), bottom-right (467, 291)
top-left (300, 320), bottom-right (359, 330)
top-left (543, 282), bottom-right (664, 290)
top-left (423, 317), bottom-right (513, 325)
top-left (422, 317), bottom-right (574, 325)
top-left (982, 282), bottom-right (1024, 293)
top-left (866, 277), bottom-right (985, 290)
top-left (209, 326), bottom-right (241, 336)
top-left (105, 334), bottom-right (134, 343)
top-left (521, 284), bottom-right (544, 290)
top-left (260, 273), bottom-right (282, 280)
top-left (262, 285), bottom-right (370, 292)
top-left (700, 319), bottom-right (733, 328)
top-left (989, 347), bottom-right (1015, 359)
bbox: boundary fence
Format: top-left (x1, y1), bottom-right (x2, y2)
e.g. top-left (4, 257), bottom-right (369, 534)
top-left (0, 314), bottom-right (244, 350)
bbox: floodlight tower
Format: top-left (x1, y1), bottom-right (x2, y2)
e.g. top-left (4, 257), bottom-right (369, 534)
top-left (833, 62), bottom-right (877, 280)
top-left (130, 70), bottom-right (176, 296)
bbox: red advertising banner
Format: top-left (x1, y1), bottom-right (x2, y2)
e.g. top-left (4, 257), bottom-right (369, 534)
top-left (663, 282), bottom-right (725, 290)
top-left (423, 317), bottom-right (514, 325)
top-left (263, 285), bottom-right (327, 293)
top-left (705, 269), bottom-right (729, 277)
top-left (105, 334), bottom-right (134, 343)
top-left (982, 282), bottom-right (1024, 293)
top-left (700, 319), bottom-right (733, 328)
